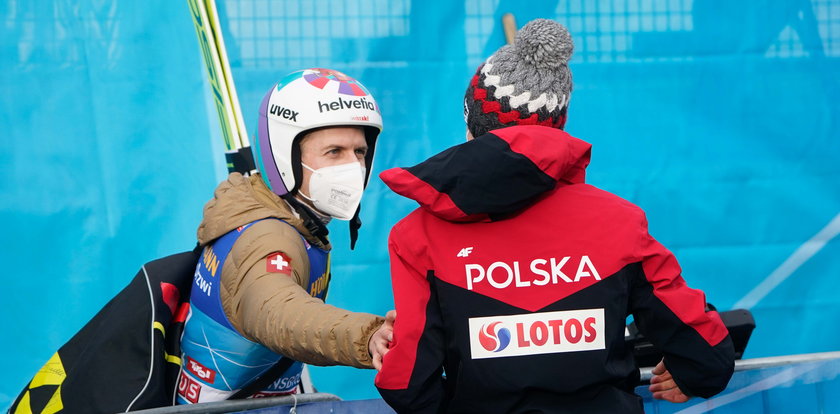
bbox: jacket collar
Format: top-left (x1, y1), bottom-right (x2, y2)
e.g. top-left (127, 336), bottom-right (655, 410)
top-left (380, 125), bottom-right (591, 222)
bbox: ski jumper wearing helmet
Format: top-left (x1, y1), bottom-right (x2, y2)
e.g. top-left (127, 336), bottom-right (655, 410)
top-left (178, 219), bottom-right (329, 403)
top-left (253, 68), bottom-right (382, 198)
top-left (177, 68), bottom-right (385, 404)
top-left (254, 68), bottom-right (383, 247)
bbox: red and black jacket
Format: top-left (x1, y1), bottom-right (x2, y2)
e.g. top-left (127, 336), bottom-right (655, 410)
top-left (375, 126), bottom-right (734, 414)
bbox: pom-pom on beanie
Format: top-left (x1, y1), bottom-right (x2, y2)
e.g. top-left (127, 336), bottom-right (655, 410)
top-left (464, 18), bottom-right (574, 138)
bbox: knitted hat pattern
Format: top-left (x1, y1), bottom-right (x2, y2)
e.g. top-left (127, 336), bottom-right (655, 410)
top-left (465, 18), bottom-right (574, 138)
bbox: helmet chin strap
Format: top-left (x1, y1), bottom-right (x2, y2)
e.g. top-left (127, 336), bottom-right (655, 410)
top-left (349, 205), bottom-right (362, 250)
top-left (283, 195), bottom-right (330, 247)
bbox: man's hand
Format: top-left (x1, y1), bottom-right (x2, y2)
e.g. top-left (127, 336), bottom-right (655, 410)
top-left (649, 359), bottom-right (690, 403)
top-left (369, 310), bottom-right (396, 371)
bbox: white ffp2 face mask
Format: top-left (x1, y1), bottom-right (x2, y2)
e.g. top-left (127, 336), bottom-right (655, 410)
top-left (300, 161), bottom-right (366, 220)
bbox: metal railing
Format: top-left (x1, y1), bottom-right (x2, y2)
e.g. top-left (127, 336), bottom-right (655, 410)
top-left (127, 392), bottom-right (341, 414)
top-left (127, 352), bottom-right (840, 413)
top-left (639, 350), bottom-right (840, 382)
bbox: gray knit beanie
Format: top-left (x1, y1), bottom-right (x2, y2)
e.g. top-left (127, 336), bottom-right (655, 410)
top-left (464, 18), bottom-right (574, 138)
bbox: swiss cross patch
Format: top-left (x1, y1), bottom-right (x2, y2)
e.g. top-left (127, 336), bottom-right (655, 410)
top-left (266, 251), bottom-right (292, 275)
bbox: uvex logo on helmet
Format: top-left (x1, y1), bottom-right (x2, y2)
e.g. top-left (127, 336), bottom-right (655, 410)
top-left (478, 321), bottom-right (511, 352)
top-left (268, 104), bottom-right (298, 122)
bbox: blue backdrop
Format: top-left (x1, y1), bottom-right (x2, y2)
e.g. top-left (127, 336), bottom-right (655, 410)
top-left (2, 0), bottom-right (839, 407)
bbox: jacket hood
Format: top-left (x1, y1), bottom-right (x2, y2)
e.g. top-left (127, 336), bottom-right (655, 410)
top-left (197, 173), bottom-right (329, 249)
top-left (379, 125), bottom-right (591, 222)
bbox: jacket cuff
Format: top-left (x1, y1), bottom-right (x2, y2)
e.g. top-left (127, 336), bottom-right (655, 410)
top-left (356, 315), bottom-right (386, 368)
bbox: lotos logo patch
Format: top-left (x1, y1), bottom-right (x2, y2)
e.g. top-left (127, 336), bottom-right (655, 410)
top-left (469, 309), bottom-right (605, 359)
top-left (478, 321), bottom-right (511, 352)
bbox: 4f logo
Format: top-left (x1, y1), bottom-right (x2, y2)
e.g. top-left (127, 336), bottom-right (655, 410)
top-left (457, 247), bottom-right (474, 257)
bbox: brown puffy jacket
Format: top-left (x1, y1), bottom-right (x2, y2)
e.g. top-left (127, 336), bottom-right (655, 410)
top-left (196, 172), bottom-right (384, 368)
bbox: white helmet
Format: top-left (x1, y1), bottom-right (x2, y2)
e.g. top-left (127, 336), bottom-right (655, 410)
top-left (254, 68), bottom-right (383, 197)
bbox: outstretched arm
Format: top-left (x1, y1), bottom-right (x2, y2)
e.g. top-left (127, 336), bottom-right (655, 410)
top-left (222, 219), bottom-right (385, 368)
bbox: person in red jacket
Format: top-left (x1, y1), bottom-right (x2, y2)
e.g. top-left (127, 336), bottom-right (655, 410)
top-left (374, 19), bottom-right (734, 413)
